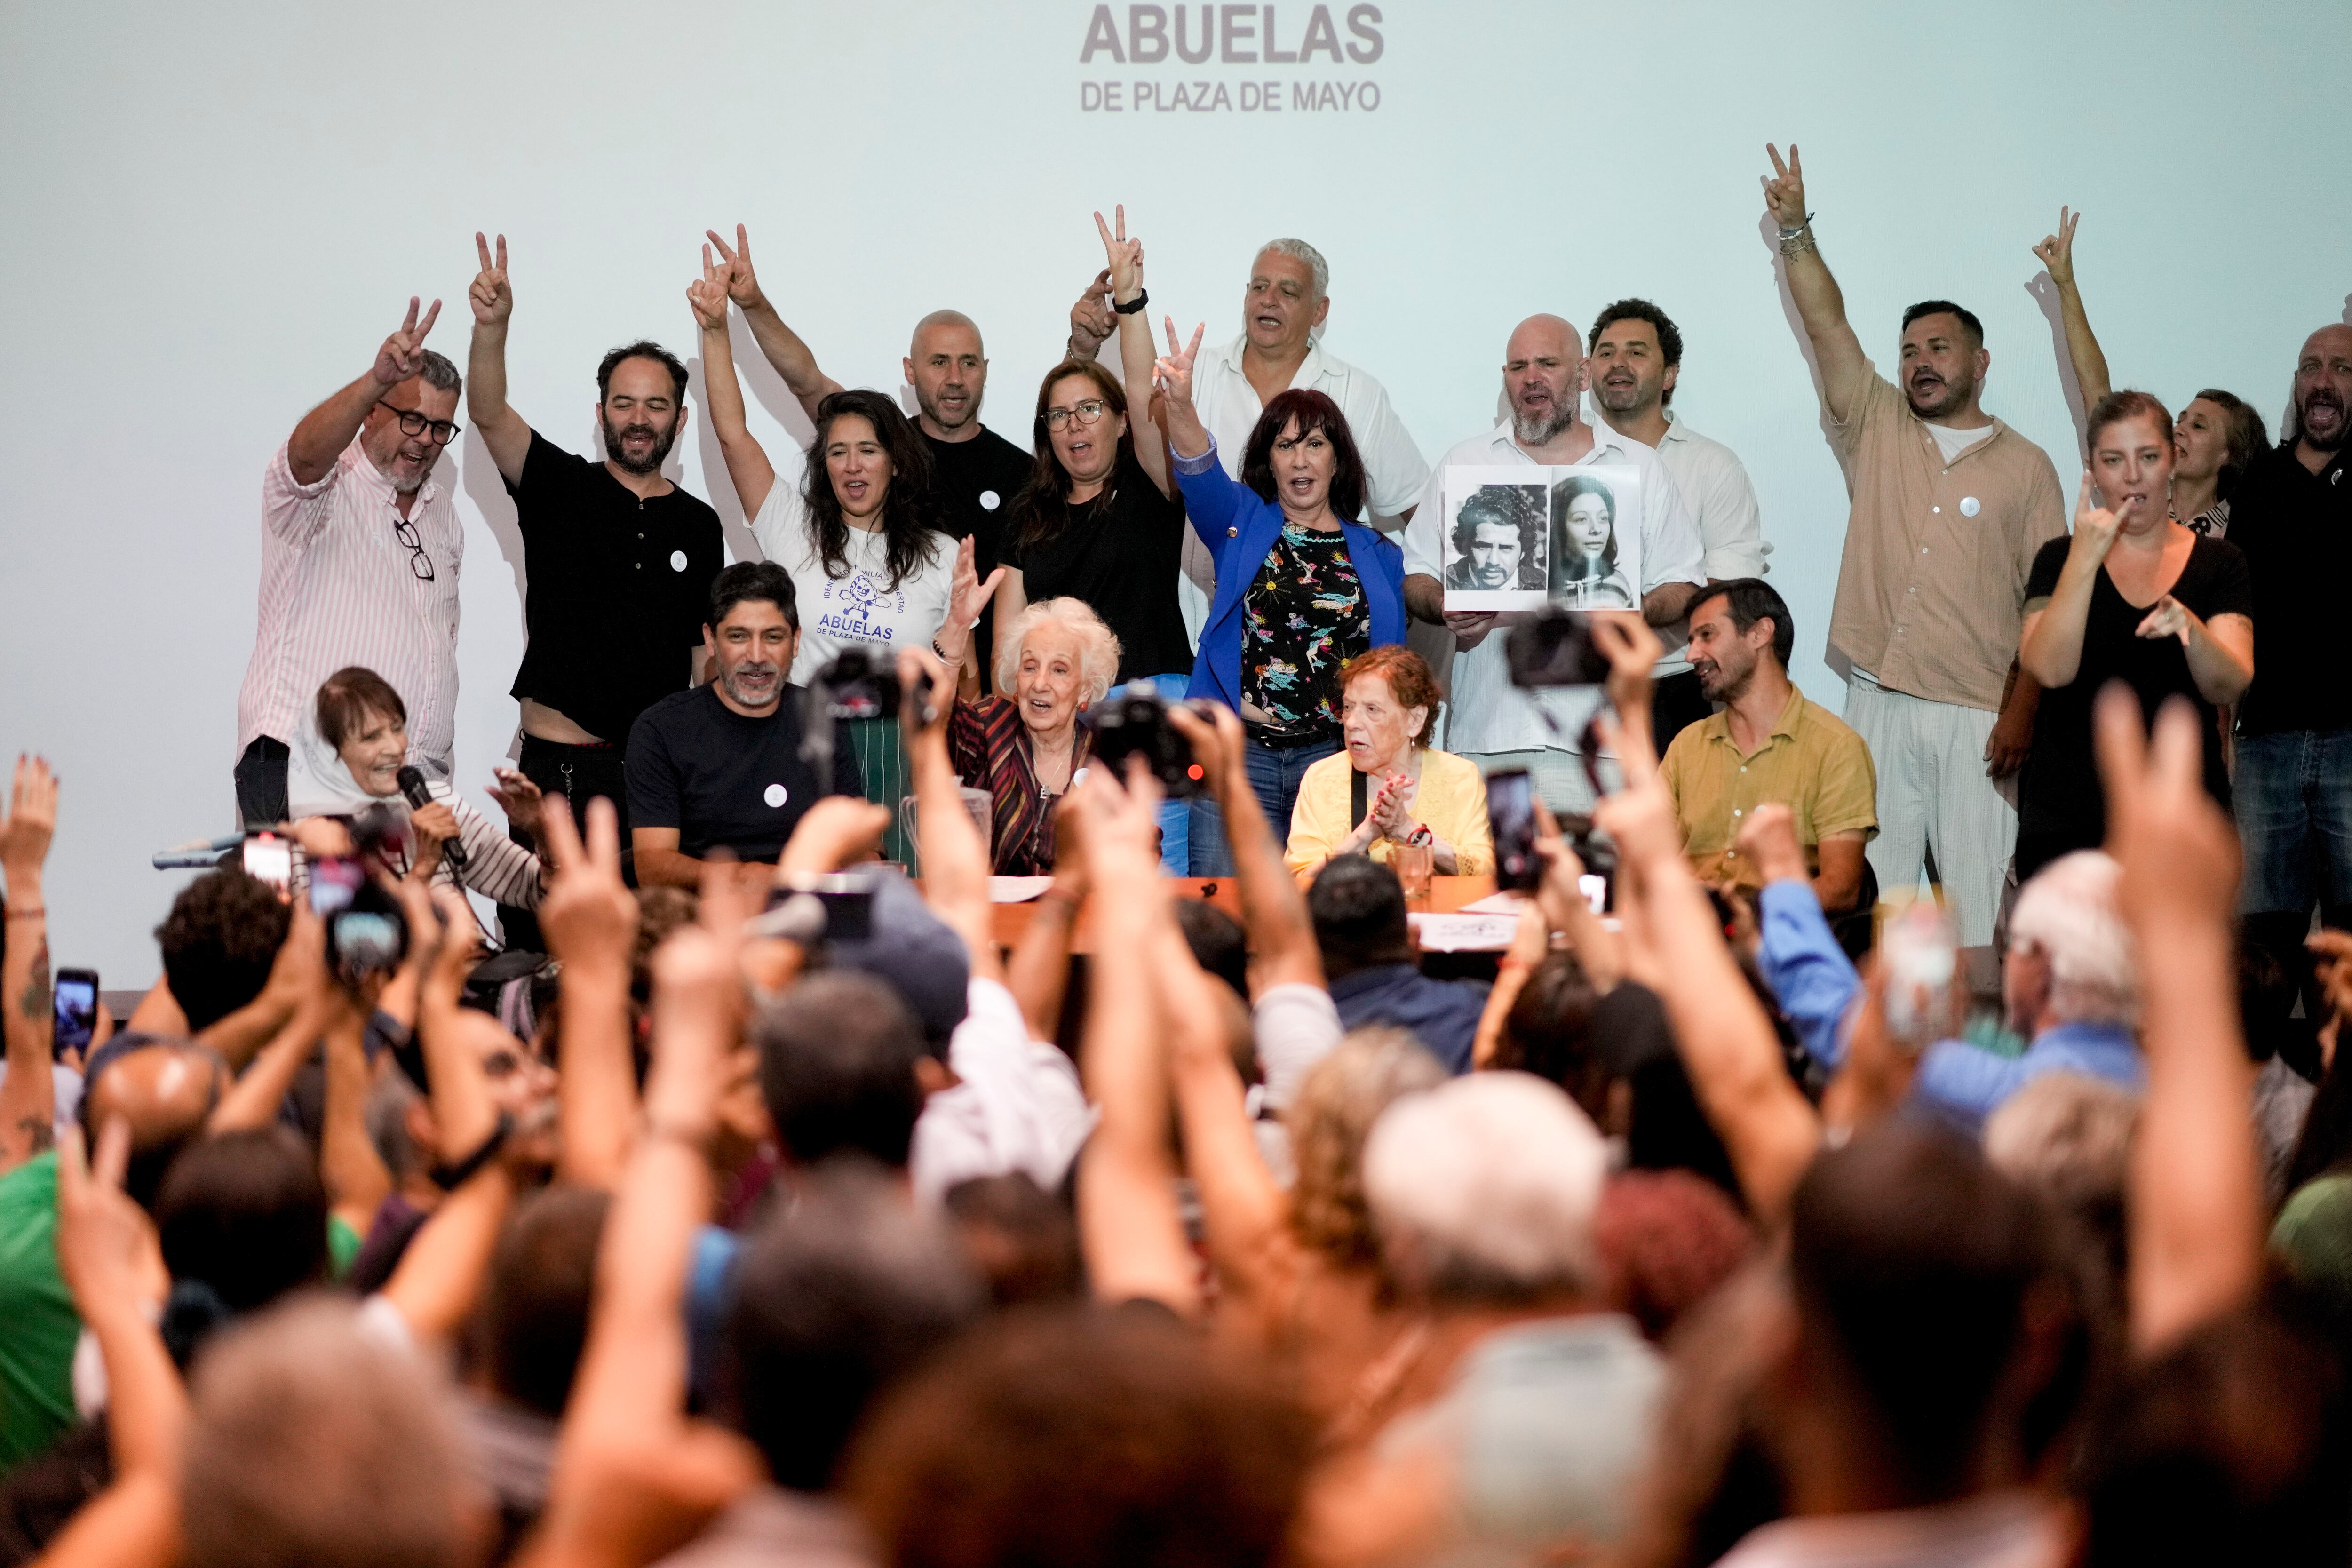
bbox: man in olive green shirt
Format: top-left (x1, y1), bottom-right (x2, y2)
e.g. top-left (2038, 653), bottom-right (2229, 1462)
top-left (1661, 580), bottom-right (1877, 911)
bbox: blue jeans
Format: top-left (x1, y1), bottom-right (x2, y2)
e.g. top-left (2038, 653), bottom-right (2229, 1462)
top-left (1128, 675), bottom-right (1193, 874)
top-left (2234, 728), bottom-right (2352, 917)
top-left (1188, 732), bottom-right (1340, 876)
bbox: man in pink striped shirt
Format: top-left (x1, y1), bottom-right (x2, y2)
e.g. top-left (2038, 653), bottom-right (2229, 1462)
top-left (235, 297), bottom-right (464, 828)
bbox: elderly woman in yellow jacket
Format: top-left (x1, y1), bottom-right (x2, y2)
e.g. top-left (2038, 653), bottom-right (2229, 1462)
top-left (1285, 645), bottom-right (1493, 878)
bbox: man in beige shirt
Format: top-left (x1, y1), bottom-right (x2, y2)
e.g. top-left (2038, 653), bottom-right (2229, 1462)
top-left (1761, 144), bottom-right (2067, 947)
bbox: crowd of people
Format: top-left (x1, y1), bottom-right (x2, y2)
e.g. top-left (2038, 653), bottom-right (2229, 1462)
top-left (1, 138), bottom-right (2350, 1567)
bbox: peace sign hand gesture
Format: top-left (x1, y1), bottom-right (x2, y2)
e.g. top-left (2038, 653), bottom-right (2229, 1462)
top-left (686, 242), bottom-right (733, 334)
top-left (703, 225), bottom-right (766, 311)
top-left (1094, 204), bottom-right (1144, 296)
top-left (372, 295), bottom-right (443, 387)
top-left (1153, 315), bottom-right (1204, 410)
top-left (1762, 143), bottom-right (1808, 228)
top-left (2032, 206), bottom-right (2081, 289)
top-left (470, 232), bottom-right (512, 326)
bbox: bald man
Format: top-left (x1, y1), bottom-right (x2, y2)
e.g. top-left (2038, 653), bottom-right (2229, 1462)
top-left (1401, 315), bottom-right (1706, 814)
top-left (704, 229), bottom-right (1032, 667)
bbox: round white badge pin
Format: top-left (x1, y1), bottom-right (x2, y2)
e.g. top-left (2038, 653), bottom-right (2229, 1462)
top-left (763, 783), bottom-right (788, 809)
top-left (670, 549), bottom-right (689, 571)
top-left (1958, 496), bottom-right (1981, 517)
top-left (979, 490), bottom-right (1001, 510)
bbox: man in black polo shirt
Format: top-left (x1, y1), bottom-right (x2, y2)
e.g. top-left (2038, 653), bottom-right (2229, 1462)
top-left (701, 225), bottom-right (1033, 666)
top-left (626, 562), bottom-right (859, 885)
top-left (2227, 322), bottom-right (2352, 1027)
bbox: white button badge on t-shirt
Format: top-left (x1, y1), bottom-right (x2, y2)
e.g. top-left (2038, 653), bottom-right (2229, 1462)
top-left (979, 490), bottom-right (1000, 510)
top-left (763, 783), bottom-right (789, 809)
top-left (670, 549), bottom-right (689, 570)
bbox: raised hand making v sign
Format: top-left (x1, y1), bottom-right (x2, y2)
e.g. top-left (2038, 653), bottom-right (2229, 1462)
top-left (238, 276), bottom-right (469, 823)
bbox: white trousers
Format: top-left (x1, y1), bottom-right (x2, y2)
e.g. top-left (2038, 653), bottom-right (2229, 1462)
top-left (1841, 677), bottom-right (2015, 948)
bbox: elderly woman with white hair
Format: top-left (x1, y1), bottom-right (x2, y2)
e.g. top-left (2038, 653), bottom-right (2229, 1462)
top-left (935, 545), bottom-right (1122, 872)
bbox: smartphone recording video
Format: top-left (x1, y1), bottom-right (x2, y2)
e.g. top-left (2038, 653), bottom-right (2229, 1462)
top-left (1487, 768), bottom-right (1541, 892)
top-left (52, 968), bottom-right (97, 1060)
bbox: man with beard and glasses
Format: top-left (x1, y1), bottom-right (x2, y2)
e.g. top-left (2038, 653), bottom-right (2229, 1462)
top-left (1763, 144), bottom-right (2066, 954)
top-left (1587, 299), bottom-right (1772, 747)
top-left (466, 234), bottom-right (723, 921)
top-left (2223, 324), bottom-right (2352, 1033)
top-left (1400, 315), bottom-right (1705, 814)
top-left (235, 297), bottom-right (465, 828)
top-left (625, 563), bottom-right (859, 888)
top-left (1661, 578), bottom-right (1876, 911)
top-left (699, 224), bottom-right (1029, 673)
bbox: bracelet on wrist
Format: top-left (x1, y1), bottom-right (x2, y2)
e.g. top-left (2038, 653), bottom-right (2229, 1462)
top-left (1112, 287), bottom-right (1150, 316)
top-left (2, 907), bottom-right (43, 920)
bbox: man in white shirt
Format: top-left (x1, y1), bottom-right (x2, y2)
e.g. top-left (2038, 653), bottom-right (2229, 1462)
top-left (1587, 299), bottom-right (1772, 749)
top-left (235, 298), bottom-right (463, 828)
top-left (1148, 237), bottom-right (1430, 646)
top-left (1403, 316), bottom-right (1707, 813)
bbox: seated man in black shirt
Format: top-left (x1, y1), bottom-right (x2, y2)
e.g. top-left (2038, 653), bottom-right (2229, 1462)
top-left (627, 562), bottom-right (860, 887)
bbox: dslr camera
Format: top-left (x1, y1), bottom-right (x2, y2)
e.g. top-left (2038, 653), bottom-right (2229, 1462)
top-left (1084, 686), bottom-right (1207, 799)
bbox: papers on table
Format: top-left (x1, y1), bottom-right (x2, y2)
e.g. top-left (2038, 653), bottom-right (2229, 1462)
top-left (1407, 912), bottom-right (1522, 952)
top-left (987, 876), bottom-right (1056, 903)
top-left (1454, 890), bottom-right (1533, 915)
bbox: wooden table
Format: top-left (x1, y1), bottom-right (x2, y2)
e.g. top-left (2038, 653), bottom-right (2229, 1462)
top-left (986, 874), bottom-right (1500, 953)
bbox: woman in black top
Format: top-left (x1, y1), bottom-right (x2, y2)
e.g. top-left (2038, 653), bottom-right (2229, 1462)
top-left (1000, 209), bottom-right (1190, 689)
top-left (2017, 390), bottom-right (2255, 879)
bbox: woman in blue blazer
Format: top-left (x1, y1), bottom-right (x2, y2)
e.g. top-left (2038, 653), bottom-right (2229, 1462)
top-left (1152, 318), bottom-right (1407, 872)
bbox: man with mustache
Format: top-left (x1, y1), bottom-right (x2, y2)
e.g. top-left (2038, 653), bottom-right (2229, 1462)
top-left (2219, 323), bottom-right (2352, 1022)
top-left (1587, 298), bottom-right (1772, 747)
top-left (1764, 144), bottom-right (2067, 953)
top-left (1400, 314), bottom-right (1706, 815)
top-left (235, 297), bottom-right (466, 828)
top-left (625, 563), bottom-right (859, 888)
top-left (466, 233), bottom-right (723, 918)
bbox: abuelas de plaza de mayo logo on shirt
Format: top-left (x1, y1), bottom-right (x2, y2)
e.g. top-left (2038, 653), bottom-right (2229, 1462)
top-left (1077, 3), bottom-right (1386, 113)
top-left (813, 568), bottom-right (910, 645)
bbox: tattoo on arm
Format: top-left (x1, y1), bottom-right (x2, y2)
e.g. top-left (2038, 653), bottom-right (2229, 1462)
top-left (18, 939), bottom-right (48, 1022)
top-left (16, 1116), bottom-right (51, 1154)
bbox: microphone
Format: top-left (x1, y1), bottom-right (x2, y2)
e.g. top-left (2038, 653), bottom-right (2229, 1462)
top-left (395, 766), bottom-right (467, 873)
top-left (152, 833), bottom-right (245, 870)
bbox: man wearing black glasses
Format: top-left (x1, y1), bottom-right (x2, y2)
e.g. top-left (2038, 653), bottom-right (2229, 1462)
top-left (235, 296), bottom-right (467, 828)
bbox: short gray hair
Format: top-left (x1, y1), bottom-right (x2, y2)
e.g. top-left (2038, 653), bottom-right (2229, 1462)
top-left (1257, 238), bottom-right (1329, 303)
top-left (415, 349), bottom-right (461, 395)
top-left (2010, 851), bottom-right (2138, 1027)
top-left (993, 596), bottom-right (1122, 707)
top-left (1362, 1071), bottom-right (1607, 1303)
top-left (1983, 1071), bottom-right (2138, 1209)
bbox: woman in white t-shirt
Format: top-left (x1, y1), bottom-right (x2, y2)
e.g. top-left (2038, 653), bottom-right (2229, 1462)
top-left (689, 261), bottom-right (954, 685)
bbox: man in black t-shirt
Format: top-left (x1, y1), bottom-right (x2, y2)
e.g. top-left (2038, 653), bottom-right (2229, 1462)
top-left (462, 231), bottom-right (724, 852)
top-left (701, 226), bottom-right (1034, 665)
top-left (627, 562), bottom-right (859, 885)
top-left (2227, 324), bottom-right (2352, 1019)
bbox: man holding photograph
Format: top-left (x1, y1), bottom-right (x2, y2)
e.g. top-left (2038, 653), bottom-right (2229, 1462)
top-left (1403, 314), bottom-right (1705, 813)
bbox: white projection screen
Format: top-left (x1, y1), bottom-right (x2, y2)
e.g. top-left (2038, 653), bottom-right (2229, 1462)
top-left (3, 1), bottom-right (2347, 981)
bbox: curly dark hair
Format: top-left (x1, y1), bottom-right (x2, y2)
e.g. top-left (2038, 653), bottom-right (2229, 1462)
top-left (803, 389), bottom-right (947, 593)
top-left (1240, 389), bottom-right (1366, 521)
top-left (158, 869), bottom-right (292, 1031)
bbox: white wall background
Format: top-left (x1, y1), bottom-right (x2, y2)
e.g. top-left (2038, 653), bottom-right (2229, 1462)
top-left (3, 0), bottom-right (2346, 983)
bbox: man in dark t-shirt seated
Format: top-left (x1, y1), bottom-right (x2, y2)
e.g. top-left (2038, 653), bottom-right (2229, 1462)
top-left (627, 563), bottom-right (860, 887)
top-left (1309, 855), bottom-right (1487, 1075)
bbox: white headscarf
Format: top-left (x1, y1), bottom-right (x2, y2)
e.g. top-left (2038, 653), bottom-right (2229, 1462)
top-left (286, 692), bottom-right (401, 821)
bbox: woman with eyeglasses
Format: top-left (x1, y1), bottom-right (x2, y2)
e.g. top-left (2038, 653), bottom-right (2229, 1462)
top-left (998, 207), bottom-right (1191, 697)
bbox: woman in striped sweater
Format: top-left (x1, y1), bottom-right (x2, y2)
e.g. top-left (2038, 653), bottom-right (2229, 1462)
top-left (287, 665), bottom-right (548, 909)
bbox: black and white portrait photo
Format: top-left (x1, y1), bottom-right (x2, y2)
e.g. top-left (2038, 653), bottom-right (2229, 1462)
top-left (1444, 482), bottom-right (1546, 593)
top-left (1546, 468), bottom-right (1643, 610)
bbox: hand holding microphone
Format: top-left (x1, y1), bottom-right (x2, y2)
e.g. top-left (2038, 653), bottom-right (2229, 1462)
top-left (395, 765), bottom-right (468, 874)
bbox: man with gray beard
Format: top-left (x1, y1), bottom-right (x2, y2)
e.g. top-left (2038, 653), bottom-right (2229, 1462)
top-left (1401, 315), bottom-right (1705, 812)
top-left (235, 296), bottom-right (466, 826)
top-left (466, 231), bottom-right (724, 886)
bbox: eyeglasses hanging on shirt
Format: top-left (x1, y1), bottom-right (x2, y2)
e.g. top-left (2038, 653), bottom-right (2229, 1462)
top-left (392, 512), bottom-right (435, 581)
